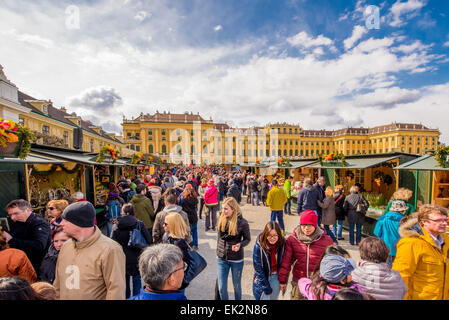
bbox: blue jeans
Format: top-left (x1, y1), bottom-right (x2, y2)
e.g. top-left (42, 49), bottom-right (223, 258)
top-left (217, 258), bottom-right (244, 300)
top-left (190, 222), bottom-right (198, 247)
top-left (324, 225), bottom-right (338, 243)
top-left (270, 210), bottom-right (285, 231)
top-left (251, 192), bottom-right (259, 206)
top-left (333, 220), bottom-right (344, 238)
top-left (349, 223), bottom-right (363, 245)
top-left (126, 274), bottom-right (142, 299)
top-left (261, 273), bottom-right (281, 300)
top-left (284, 198), bottom-right (291, 214)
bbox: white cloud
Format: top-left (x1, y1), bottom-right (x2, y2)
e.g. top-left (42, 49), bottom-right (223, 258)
top-left (393, 40), bottom-right (432, 54)
top-left (353, 87), bottom-right (421, 109)
top-left (388, 0), bottom-right (427, 27)
top-left (344, 25), bottom-right (368, 50)
top-left (1, 29), bottom-right (54, 49)
top-left (214, 25), bottom-right (223, 32)
top-left (287, 31), bottom-right (333, 48)
top-left (134, 11), bottom-right (149, 22)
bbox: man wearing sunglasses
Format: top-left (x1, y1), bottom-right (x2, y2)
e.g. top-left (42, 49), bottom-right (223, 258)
top-left (393, 204), bottom-right (449, 300)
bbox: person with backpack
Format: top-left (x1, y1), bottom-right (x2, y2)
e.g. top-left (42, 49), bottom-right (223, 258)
top-left (129, 184), bottom-right (155, 243)
top-left (343, 186), bottom-right (369, 246)
top-left (118, 182), bottom-right (135, 203)
top-left (105, 186), bottom-right (125, 237)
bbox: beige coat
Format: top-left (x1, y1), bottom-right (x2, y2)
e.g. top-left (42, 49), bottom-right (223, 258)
top-left (54, 227), bottom-right (126, 300)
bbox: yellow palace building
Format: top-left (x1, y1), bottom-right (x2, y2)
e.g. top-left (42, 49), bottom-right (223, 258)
top-left (122, 111), bottom-right (441, 165)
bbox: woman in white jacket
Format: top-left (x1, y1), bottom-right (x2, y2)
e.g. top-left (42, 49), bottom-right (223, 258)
top-left (197, 178), bottom-right (208, 220)
top-left (351, 236), bottom-right (407, 300)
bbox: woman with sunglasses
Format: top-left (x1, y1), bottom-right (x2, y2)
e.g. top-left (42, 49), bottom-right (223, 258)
top-left (46, 200), bottom-right (68, 231)
top-left (162, 212), bottom-right (191, 289)
top-left (252, 221), bottom-right (285, 300)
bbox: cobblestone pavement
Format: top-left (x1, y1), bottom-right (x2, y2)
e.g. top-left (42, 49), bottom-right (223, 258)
top-left (185, 196), bottom-right (360, 300)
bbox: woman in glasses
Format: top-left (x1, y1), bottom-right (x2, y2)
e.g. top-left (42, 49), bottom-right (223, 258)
top-left (252, 221), bottom-right (285, 300)
top-left (216, 197), bottom-right (251, 300)
top-left (46, 200), bottom-right (68, 231)
top-left (39, 226), bottom-right (70, 284)
top-left (162, 212), bottom-right (191, 289)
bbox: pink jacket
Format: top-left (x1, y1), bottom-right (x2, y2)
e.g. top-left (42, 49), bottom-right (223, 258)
top-left (298, 277), bottom-right (365, 300)
top-left (204, 185), bottom-right (219, 206)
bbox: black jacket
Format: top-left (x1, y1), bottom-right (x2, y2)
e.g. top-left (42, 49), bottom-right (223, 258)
top-left (39, 244), bottom-right (59, 284)
top-left (334, 191), bottom-right (347, 220)
top-left (261, 181), bottom-right (269, 197)
top-left (249, 180), bottom-right (260, 193)
top-left (111, 215), bottom-right (152, 276)
top-left (216, 214), bottom-right (251, 261)
top-left (8, 213), bottom-right (51, 275)
top-left (343, 193), bottom-right (370, 225)
top-left (227, 183), bottom-right (242, 204)
top-left (163, 234), bottom-right (191, 289)
top-left (181, 196), bottom-right (199, 225)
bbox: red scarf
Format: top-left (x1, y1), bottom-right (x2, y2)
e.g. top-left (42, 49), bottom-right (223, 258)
top-left (269, 244), bottom-right (277, 273)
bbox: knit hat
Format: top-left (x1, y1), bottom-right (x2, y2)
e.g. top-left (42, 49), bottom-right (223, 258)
top-left (320, 254), bottom-right (356, 283)
top-left (61, 201), bottom-right (96, 228)
top-left (390, 200), bottom-right (407, 212)
top-left (300, 210), bottom-right (318, 228)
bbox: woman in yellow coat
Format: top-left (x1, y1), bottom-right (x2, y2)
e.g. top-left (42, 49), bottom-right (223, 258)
top-left (392, 205), bottom-right (449, 300)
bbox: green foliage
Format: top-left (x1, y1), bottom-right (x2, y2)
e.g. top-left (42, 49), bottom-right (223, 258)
top-left (435, 146), bottom-right (449, 168)
top-left (362, 192), bottom-right (387, 208)
top-left (17, 126), bottom-right (34, 160)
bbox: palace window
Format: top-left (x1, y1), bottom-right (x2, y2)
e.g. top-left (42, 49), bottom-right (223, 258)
top-left (149, 145), bottom-right (153, 153)
top-left (63, 131), bottom-right (69, 147)
top-left (90, 139), bottom-right (94, 152)
top-left (42, 125), bottom-right (50, 135)
top-left (148, 129), bottom-right (152, 135)
top-left (136, 145), bottom-right (140, 151)
top-left (162, 145), bottom-right (167, 154)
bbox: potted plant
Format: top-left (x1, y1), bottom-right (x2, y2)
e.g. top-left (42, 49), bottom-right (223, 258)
top-left (0, 118), bottom-right (34, 159)
top-left (318, 152), bottom-right (348, 167)
top-left (97, 145), bottom-right (120, 163)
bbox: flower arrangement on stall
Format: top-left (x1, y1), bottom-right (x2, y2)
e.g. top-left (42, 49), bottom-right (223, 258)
top-left (318, 152), bottom-right (348, 167)
top-left (374, 170), bottom-right (385, 186)
top-left (131, 151), bottom-right (144, 164)
top-left (97, 145), bottom-right (120, 163)
top-left (435, 146), bottom-right (449, 168)
top-left (0, 118), bottom-right (34, 159)
top-left (277, 157), bottom-right (290, 167)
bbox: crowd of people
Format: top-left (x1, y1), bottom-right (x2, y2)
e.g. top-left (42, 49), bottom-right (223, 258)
top-left (0, 165), bottom-right (448, 301)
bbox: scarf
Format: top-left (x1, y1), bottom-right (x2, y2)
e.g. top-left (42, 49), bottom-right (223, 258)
top-left (296, 226), bottom-right (324, 244)
top-left (269, 244), bottom-right (277, 272)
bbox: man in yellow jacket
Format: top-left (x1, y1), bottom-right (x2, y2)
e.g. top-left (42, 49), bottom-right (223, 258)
top-left (393, 204), bottom-right (449, 300)
top-left (267, 179), bottom-right (288, 235)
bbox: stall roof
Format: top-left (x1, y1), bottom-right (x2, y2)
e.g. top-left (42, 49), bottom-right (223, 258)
top-left (31, 148), bottom-right (130, 166)
top-left (305, 156), bottom-right (400, 169)
top-left (0, 153), bottom-right (66, 164)
top-left (396, 154), bottom-right (449, 171)
top-left (269, 160), bottom-right (318, 169)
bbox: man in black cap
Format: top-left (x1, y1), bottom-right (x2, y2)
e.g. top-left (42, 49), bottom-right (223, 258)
top-left (53, 201), bottom-right (126, 300)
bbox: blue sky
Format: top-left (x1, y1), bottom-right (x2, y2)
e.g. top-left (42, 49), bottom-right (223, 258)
top-left (1, 0), bottom-right (449, 142)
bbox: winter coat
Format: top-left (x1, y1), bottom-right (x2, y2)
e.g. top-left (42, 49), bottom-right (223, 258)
top-left (343, 192), bottom-right (369, 225)
top-left (163, 234), bottom-right (192, 289)
top-left (284, 179), bottom-right (292, 198)
top-left (252, 234), bottom-right (285, 300)
top-left (261, 181), bottom-right (269, 197)
top-left (204, 185), bottom-right (219, 206)
top-left (120, 188), bottom-right (136, 203)
top-left (181, 196), bottom-right (199, 225)
top-left (318, 196), bottom-right (336, 226)
top-left (373, 210), bottom-right (405, 256)
top-left (39, 244), bottom-right (59, 284)
top-left (129, 288), bottom-right (187, 300)
top-left (218, 180), bottom-right (227, 195)
top-left (296, 185), bottom-right (322, 213)
top-left (249, 180), bottom-right (259, 193)
top-left (227, 182), bottom-right (241, 204)
top-left (152, 205), bottom-right (192, 245)
top-left (266, 186), bottom-right (287, 211)
top-left (0, 247), bottom-right (37, 284)
top-left (111, 215), bottom-right (152, 277)
top-left (298, 278), bottom-right (365, 300)
top-left (216, 214), bottom-right (251, 261)
top-left (334, 192), bottom-right (346, 220)
top-left (8, 212), bottom-right (51, 275)
top-left (129, 194), bottom-right (155, 229)
top-left (54, 226), bottom-right (126, 300)
top-left (198, 185), bottom-right (207, 198)
top-left (392, 217), bottom-right (449, 300)
top-left (351, 261), bottom-right (407, 300)
top-left (147, 186), bottom-right (164, 214)
top-left (278, 226), bottom-right (333, 284)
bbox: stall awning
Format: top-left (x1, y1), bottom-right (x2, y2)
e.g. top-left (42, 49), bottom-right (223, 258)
top-left (0, 152), bottom-right (66, 164)
top-left (239, 162), bottom-right (269, 168)
top-left (305, 156), bottom-right (400, 169)
top-left (396, 154), bottom-right (449, 171)
top-left (31, 148), bottom-right (127, 166)
top-left (269, 160), bottom-right (318, 169)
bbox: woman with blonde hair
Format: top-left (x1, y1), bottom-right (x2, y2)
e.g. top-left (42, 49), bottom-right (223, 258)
top-left (333, 185), bottom-right (346, 240)
top-left (46, 200), bottom-right (68, 230)
top-left (318, 187), bottom-right (338, 244)
top-left (162, 212), bottom-right (191, 289)
top-left (216, 197), bottom-right (251, 300)
top-left (384, 188), bottom-right (415, 216)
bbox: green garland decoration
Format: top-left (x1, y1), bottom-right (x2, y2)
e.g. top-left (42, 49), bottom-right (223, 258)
top-left (60, 163), bottom-right (81, 174)
top-left (374, 170), bottom-right (385, 181)
top-left (435, 146), bottom-right (449, 168)
top-left (31, 164), bottom-right (58, 176)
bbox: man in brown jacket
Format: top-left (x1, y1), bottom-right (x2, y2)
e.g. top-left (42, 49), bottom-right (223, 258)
top-left (54, 201), bottom-right (126, 300)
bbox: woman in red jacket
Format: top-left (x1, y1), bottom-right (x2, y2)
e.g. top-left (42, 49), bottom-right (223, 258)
top-left (278, 210), bottom-right (333, 300)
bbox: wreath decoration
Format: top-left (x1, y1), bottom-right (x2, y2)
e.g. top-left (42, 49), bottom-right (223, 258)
top-left (374, 170), bottom-right (385, 186)
top-left (131, 151), bottom-right (144, 164)
top-left (345, 170), bottom-right (354, 181)
top-left (384, 174), bottom-right (393, 186)
top-left (435, 146), bottom-right (449, 168)
top-left (97, 145), bottom-right (119, 163)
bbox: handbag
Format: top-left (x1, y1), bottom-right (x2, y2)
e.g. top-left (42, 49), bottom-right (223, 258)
top-left (128, 221), bottom-right (150, 250)
top-left (356, 195), bottom-right (367, 214)
top-left (183, 248), bottom-right (207, 284)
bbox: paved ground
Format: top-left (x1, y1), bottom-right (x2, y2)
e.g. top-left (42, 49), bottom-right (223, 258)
top-left (185, 196), bottom-right (360, 300)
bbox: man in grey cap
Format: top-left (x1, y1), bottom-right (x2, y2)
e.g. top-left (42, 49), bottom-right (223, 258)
top-left (53, 201), bottom-right (126, 300)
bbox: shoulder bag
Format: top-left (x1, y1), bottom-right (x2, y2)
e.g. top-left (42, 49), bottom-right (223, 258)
top-left (128, 221), bottom-right (150, 250)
